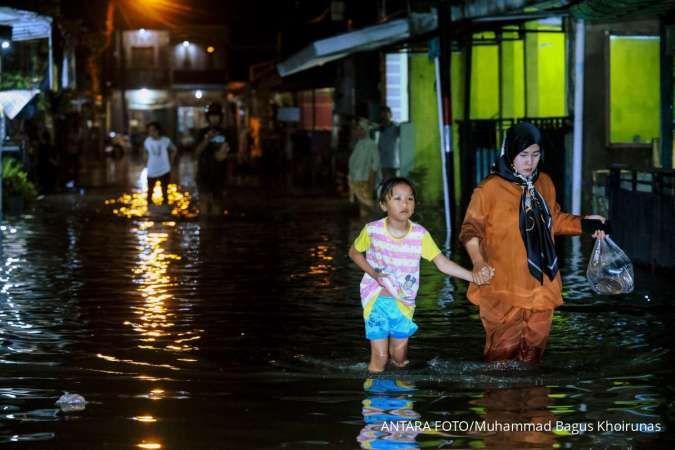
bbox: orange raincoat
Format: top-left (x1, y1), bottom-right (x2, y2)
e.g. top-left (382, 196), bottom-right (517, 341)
top-left (460, 172), bottom-right (582, 362)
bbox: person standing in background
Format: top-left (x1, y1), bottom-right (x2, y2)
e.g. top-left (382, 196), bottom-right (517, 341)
top-left (377, 106), bottom-right (400, 181)
top-left (144, 121), bottom-right (177, 210)
top-left (349, 118), bottom-right (380, 218)
top-left (195, 102), bottom-right (230, 215)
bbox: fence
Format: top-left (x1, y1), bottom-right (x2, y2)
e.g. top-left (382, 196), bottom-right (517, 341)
top-left (457, 117), bottom-right (572, 211)
top-left (607, 167), bottom-right (675, 268)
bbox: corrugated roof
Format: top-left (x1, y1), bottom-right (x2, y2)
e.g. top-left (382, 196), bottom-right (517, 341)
top-left (0, 7), bottom-right (52, 42)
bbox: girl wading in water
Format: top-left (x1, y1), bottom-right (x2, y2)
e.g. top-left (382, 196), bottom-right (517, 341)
top-left (460, 122), bottom-right (609, 363)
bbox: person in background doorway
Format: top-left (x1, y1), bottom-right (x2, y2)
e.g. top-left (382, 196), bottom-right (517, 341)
top-left (144, 121), bottom-right (177, 210)
top-left (377, 106), bottom-right (400, 181)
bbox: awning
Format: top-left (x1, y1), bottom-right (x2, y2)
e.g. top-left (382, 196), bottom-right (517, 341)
top-left (570, 0), bottom-right (675, 21)
top-left (0, 7), bottom-right (52, 42)
top-left (0, 89), bottom-right (40, 119)
top-left (277, 13), bottom-right (437, 77)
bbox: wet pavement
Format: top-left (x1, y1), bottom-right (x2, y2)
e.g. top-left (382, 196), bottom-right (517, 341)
top-left (0, 153), bottom-right (674, 449)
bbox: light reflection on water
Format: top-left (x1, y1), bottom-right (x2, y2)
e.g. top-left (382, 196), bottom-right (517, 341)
top-left (105, 182), bottom-right (198, 219)
top-left (0, 185), bottom-right (672, 448)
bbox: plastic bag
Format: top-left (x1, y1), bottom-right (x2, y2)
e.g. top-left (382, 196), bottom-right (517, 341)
top-left (586, 237), bottom-right (634, 295)
top-left (55, 392), bottom-right (87, 412)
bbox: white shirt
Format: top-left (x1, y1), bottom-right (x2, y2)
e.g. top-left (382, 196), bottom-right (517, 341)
top-left (144, 136), bottom-right (174, 177)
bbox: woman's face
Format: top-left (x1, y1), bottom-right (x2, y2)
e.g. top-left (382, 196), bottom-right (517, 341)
top-left (512, 144), bottom-right (541, 177)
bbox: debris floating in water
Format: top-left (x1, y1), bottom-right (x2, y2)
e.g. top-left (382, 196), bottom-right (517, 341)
top-left (55, 392), bottom-right (87, 412)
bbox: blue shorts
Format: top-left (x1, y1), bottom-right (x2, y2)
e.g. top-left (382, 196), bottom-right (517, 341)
top-left (365, 296), bottom-right (418, 341)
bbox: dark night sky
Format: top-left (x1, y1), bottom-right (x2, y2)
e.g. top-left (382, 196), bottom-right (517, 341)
top-left (3, 0), bottom-right (383, 80)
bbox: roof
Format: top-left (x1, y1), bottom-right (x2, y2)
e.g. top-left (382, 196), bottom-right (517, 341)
top-left (277, 13), bottom-right (437, 77)
top-left (0, 7), bottom-right (52, 41)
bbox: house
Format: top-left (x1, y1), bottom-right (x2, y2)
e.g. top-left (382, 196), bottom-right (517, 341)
top-left (105, 25), bottom-right (234, 148)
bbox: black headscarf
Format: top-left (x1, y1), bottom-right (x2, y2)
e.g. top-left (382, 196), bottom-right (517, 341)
top-left (491, 122), bottom-right (558, 284)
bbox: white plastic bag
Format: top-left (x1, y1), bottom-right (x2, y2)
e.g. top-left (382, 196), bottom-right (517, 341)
top-left (586, 237), bottom-right (634, 295)
top-left (55, 392), bottom-right (87, 412)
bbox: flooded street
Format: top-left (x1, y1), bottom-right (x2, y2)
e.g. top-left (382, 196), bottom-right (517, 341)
top-left (0, 155), bottom-right (673, 449)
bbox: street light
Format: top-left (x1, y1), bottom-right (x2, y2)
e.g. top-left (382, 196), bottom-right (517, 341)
top-left (194, 90), bottom-right (203, 99)
top-left (1, 41), bottom-right (9, 49)
top-left (139, 88), bottom-right (151, 103)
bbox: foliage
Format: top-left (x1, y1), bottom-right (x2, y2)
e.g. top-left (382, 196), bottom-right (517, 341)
top-left (0, 72), bottom-right (34, 90)
top-left (2, 158), bottom-right (38, 203)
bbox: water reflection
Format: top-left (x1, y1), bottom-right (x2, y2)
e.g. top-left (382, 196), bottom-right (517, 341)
top-left (358, 377), bottom-right (452, 449)
top-left (106, 182), bottom-right (198, 219)
top-left (119, 219), bottom-right (203, 365)
top-left (471, 386), bottom-right (556, 449)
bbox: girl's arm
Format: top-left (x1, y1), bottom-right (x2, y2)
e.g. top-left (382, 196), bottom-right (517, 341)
top-left (464, 237), bottom-right (493, 285)
top-left (348, 245), bottom-right (379, 279)
top-left (432, 253), bottom-right (488, 284)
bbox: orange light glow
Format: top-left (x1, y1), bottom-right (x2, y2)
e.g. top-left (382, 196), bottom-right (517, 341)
top-left (133, 415), bottom-right (158, 423)
top-left (207, 46), bottom-right (215, 53)
top-left (119, 0), bottom-right (193, 28)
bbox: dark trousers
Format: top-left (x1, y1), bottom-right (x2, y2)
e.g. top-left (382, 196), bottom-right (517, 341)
top-left (147, 172), bottom-right (171, 205)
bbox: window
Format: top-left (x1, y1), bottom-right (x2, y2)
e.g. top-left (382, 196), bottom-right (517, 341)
top-left (297, 89), bottom-right (335, 131)
top-left (385, 53), bottom-right (409, 122)
top-left (131, 46), bottom-right (154, 68)
top-left (314, 88), bottom-right (333, 130)
top-left (298, 90), bottom-right (313, 130)
top-left (609, 35), bottom-right (660, 144)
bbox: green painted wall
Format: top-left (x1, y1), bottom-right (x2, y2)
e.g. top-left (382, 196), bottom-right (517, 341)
top-left (470, 45), bottom-right (499, 118)
top-left (407, 22), bottom-right (568, 204)
top-left (501, 40), bottom-right (525, 118)
top-left (534, 28), bottom-right (567, 116)
top-left (451, 51), bottom-right (465, 207)
top-left (409, 54), bottom-right (442, 203)
top-left (467, 22), bottom-right (566, 119)
top-left (609, 36), bottom-right (660, 144)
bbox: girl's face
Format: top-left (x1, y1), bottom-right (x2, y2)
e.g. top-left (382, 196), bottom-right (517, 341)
top-left (512, 144), bottom-right (541, 177)
top-left (148, 126), bottom-right (160, 139)
top-left (380, 183), bottom-right (415, 222)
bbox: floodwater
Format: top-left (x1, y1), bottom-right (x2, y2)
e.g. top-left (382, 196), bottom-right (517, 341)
top-left (0, 154), bottom-right (673, 449)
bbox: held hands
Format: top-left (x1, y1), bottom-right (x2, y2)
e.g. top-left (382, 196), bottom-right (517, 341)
top-left (472, 260), bottom-right (495, 285)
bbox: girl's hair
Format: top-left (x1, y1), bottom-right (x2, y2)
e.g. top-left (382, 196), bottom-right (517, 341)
top-left (146, 121), bottom-right (162, 134)
top-left (378, 177), bottom-right (417, 204)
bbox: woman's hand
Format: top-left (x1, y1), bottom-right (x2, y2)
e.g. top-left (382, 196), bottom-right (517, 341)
top-left (472, 261), bottom-right (495, 285)
top-left (584, 214), bottom-right (607, 240)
